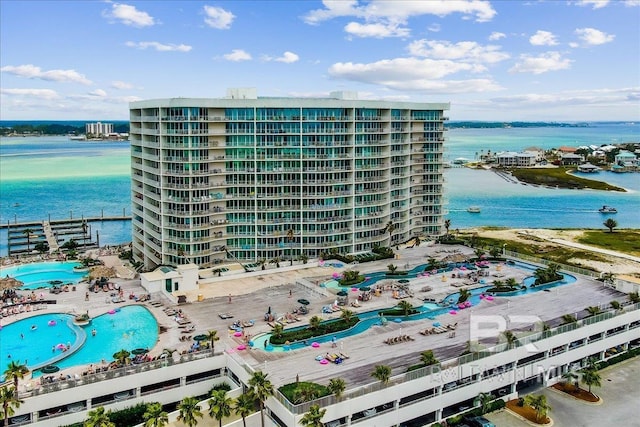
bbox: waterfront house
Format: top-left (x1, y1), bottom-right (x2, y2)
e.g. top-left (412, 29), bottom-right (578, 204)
top-left (560, 153), bottom-right (583, 166)
top-left (496, 151), bottom-right (537, 167)
top-left (614, 150), bottom-right (638, 170)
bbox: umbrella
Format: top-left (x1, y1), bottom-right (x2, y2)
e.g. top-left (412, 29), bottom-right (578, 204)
top-left (193, 334), bottom-right (208, 341)
top-left (0, 276), bottom-right (24, 290)
top-left (337, 290), bottom-right (348, 297)
top-left (432, 322), bottom-right (441, 327)
top-left (297, 298), bottom-right (310, 305)
top-left (360, 286), bottom-right (371, 292)
top-left (131, 348), bottom-right (148, 355)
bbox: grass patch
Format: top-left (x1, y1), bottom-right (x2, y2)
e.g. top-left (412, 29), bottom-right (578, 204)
top-left (578, 230), bottom-right (640, 257)
top-left (510, 167), bottom-right (626, 191)
top-left (270, 318), bottom-right (359, 345)
top-left (279, 381), bottom-right (330, 404)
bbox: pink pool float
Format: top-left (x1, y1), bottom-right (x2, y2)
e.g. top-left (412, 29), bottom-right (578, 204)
top-left (320, 359), bottom-right (329, 365)
top-left (233, 331), bottom-right (242, 337)
top-left (311, 342), bottom-right (320, 348)
top-left (47, 320), bottom-right (57, 326)
top-left (237, 345), bottom-right (246, 350)
top-left (486, 295), bottom-right (494, 301)
top-left (449, 310), bottom-right (457, 315)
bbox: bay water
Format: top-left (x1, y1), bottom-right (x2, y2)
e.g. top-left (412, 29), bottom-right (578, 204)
top-left (1, 123), bottom-right (638, 257)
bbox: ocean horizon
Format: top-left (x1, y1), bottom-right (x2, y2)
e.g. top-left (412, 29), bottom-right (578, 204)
top-left (1, 122), bottom-right (638, 257)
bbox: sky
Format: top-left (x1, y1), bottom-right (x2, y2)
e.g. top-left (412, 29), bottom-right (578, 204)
top-left (1, 0), bottom-right (639, 121)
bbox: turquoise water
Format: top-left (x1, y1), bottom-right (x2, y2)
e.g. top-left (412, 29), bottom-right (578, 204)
top-left (0, 305), bottom-right (158, 376)
top-left (0, 261), bottom-right (85, 289)
top-left (1, 123), bottom-right (639, 256)
top-left (255, 262), bottom-right (577, 352)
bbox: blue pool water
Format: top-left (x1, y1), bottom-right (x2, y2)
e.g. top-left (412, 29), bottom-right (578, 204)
top-left (256, 262), bottom-right (576, 352)
top-left (0, 261), bottom-right (86, 289)
top-left (0, 305), bottom-right (158, 377)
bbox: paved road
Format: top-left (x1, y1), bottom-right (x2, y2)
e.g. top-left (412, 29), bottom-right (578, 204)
top-left (485, 356), bottom-right (640, 427)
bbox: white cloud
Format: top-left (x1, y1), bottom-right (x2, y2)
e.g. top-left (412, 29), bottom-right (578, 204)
top-left (1, 64), bottom-right (92, 85)
top-left (275, 52), bottom-right (300, 63)
top-left (509, 51), bottom-right (573, 74)
top-left (491, 87), bottom-right (638, 108)
top-left (574, 28), bottom-right (615, 45)
top-left (111, 81), bottom-right (134, 90)
top-left (624, 0), bottom-right (640, 6)
top-left (203, 5), bottom-right (235, 29)
top-left (488, 32), bottom-right (505, 41)
top-left (125, 41), bottom-right (192, 52)
top-left (344, 22), bottom-right (410, 38)
top-left (0, 88), bottom-right (59, 99)
top-left (223, 49), bottom-right (252, 61)
top-left (328, 57), bottom-right (502, 93)
top-left (103, 3), bottom-right (155, 27)
top-left (89, 89), bottom-right (107, 97)
top-left (575, 0), bottom-right (610, 9)
top-left (408, 40), bottom-right (509, 64)
top-left (427, 23), bottom-right (441, 33)
top-left (529, 30), bottom-right (558, 46)
top-left (304, 0), bottom-right (497, 24)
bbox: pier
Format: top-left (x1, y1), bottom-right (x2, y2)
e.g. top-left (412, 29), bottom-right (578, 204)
top-left (3, 216), bottom-right (130, 256)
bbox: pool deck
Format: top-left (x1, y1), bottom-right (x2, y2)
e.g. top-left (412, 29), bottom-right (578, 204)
top-left (1, 243), bottom-right (631, 391)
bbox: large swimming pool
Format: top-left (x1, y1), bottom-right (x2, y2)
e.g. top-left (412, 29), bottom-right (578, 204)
top-left (254, 261), bottom-right (577, 352)
top-left (0, 261), bottom-right (87, 290)
top-left (0, 305), bottom-right (158, 378)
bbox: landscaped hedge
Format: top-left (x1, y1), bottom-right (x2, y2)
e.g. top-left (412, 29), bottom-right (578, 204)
top-left (270, 318), bottom-right (360, 345)
top-left (279, 381), bottom-right (330, 404)
top-left (379, 308), bottom-right (419, 317)
top-left (597, 347), bottom-right (640, 369)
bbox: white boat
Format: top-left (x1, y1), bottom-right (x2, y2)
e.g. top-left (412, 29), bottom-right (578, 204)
top-left (467, 206), bottom-right (481, 213)
top-left (598, 205), bottom-right (617, 213)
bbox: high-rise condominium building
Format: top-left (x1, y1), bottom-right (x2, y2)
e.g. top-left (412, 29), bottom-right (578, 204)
top-left (85, 121), bottom-right (114, 136)
top-left (129, 89), bottom-right (449, 270)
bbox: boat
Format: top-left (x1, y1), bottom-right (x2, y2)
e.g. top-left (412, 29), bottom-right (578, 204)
top-left (598, 205), bottom-right (617, 213)
top-left (467, 206), bottom-right (481, 213)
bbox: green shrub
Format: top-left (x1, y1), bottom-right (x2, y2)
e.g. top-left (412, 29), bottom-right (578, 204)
top-left (209, 382), bottom-right (232, 394)
top-left (270, 318), bottom-right (360, 345)
top-left (279, 381), bottom-right (330, 404)
top-left (108, 403), bottom-right (148, 427)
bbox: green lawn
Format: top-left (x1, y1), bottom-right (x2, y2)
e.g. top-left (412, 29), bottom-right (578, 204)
top-left (578, 230), bottom-right (640, 257)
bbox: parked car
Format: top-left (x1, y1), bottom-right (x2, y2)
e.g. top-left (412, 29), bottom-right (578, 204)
top-left (466, 416), bottom-right (496, 427)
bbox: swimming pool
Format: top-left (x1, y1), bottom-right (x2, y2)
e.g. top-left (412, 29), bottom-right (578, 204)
top-left (0, 261), bottom-right (86, 289)
top-left (0, 305), bottom-right (158, 377)
top-left (257, 261), bottom-right (577, 352)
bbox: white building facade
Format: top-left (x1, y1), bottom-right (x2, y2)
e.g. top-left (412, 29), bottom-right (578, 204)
top-left (85, 122), bottom-right (114, 136)
top-left (129, 91), bottom-right (450, 270)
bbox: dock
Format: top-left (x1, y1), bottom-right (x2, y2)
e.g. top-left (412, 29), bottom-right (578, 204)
top-left (3, 216), bottom-right (130, 256)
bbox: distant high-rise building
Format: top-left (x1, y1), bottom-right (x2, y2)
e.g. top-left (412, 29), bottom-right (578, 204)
top-left (129, 90), bottom-right (449, 270)
top-left (86, 122), bottom-right (114, 137)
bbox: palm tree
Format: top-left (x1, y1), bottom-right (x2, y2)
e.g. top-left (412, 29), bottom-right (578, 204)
top-left (84, 406), bottom-right (114, 427)
top-left (22, 228), bottom-right (34, 252)
top-left (382, 221), bottom-right (396, 246)
top-left (327, 378), bottom-right (346, 400)
top-left (561, 370), bottom-right (579, 391)
top-left (207, 330), bottom-right (220, 353)
top-left (143, 402), bottom-right (168, 427)
top-left (269, 256), bottom-right (281, 269)
top-left (457, 288), bottom-right (471, 304)
top-left (339, 309), bottom-right (354, 322)
top-left (387, 263), bottom-right (398, 274)
top-left (398, 300), bottom-right (413, 316)
top-left (603, 218), bottom-right (618, 233)
top-left (474, 248), bottom-right (485, 259)
top-left (580, 366), bottom-right (602, 394)
top-left (112, 349), bottom-right (131, 366)
top-left (629, 292), bottom-right (640, 304)
top-left (233, 392), bottom-right (255, 427)
top-left (419, 350), bottom-right (438, 366)
top-left (601, 272), bottom-right (615, 285)
top-left (0, 386), bottom-right (23, 427)
top-left (502, 330), bottom-right (518, 349)
top-left (505, 277), bottom-right (519, 289)
top-left (610, 300), bottom-right (622, 311)
top-left (308, 315), bottom-right (322, 330)
top-left (523, 394), bottom-right (551, 423)
top-left (561, 314), bottom-right (577, 325)
top-left (444, 219), bottom-right (451, 235)
top-left (247, 370), bottom-right (274, 427)
top-left (208, 389), bottom-right (233, 427)
top-left (3, 360), bottom-right (29, 392)
top-left (177, 396), bottom-right (203, 427)
top-left (585, 306), bottom-right (602, 317)
top-left (271, 323), bottom-right (284, 339)
top-left (371, 365), bottom-right (392, 386)
top-left (475, 392), bottom-right (494, 414)
top-left (292, 383), bottom-right (319, 404)
top-left (299, 404), bottom-right (326, 427)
